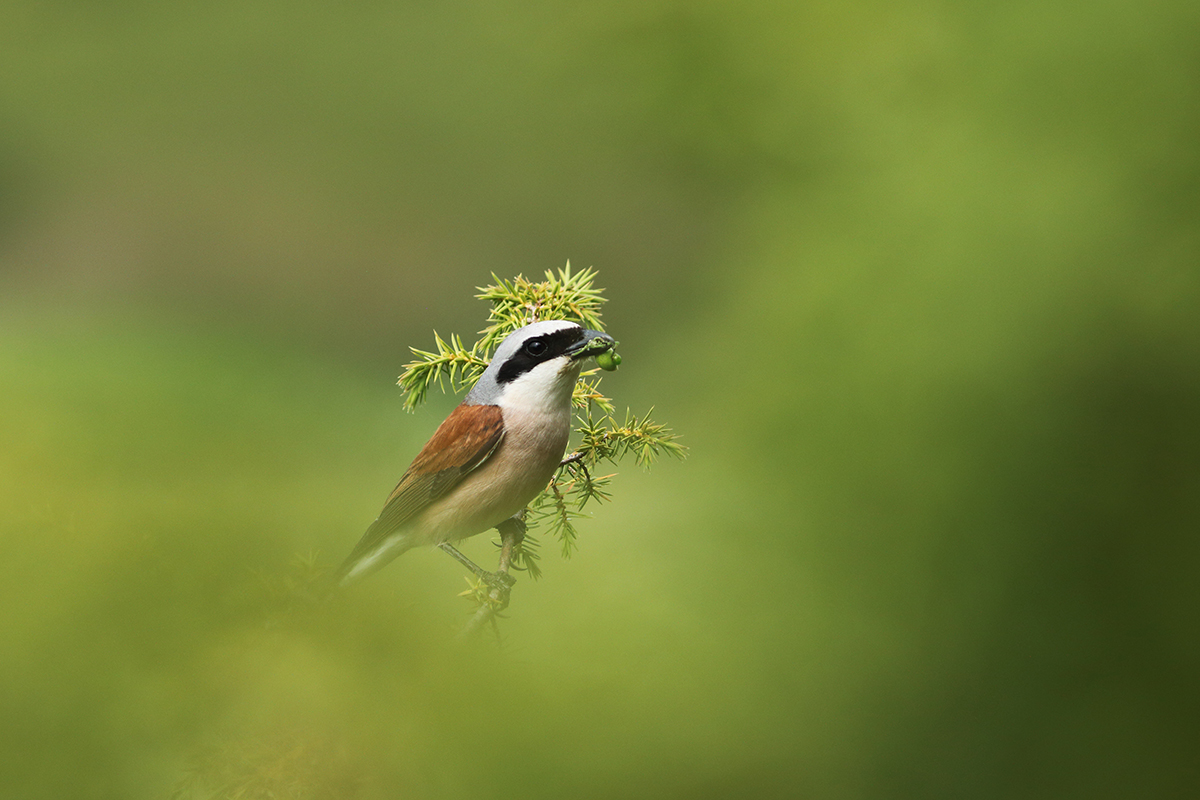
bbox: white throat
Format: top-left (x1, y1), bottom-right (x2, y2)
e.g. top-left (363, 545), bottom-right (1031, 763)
top-left (495, 357), bottom-right (581, 416)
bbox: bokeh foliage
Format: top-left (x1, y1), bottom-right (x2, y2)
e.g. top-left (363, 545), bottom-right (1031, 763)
top-left (2, 1), bottom-right (1198, 798)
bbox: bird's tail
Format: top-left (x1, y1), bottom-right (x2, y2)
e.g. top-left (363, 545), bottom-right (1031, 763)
top-left (333, 534), bottom-right (414, 588)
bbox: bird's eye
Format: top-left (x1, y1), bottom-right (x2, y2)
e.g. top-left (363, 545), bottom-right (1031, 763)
top-left (524, 339), bottom-right (548, 357)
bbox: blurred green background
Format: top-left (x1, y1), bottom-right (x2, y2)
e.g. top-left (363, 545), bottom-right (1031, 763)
top-left (2, 1), bottom-right (1198, 798)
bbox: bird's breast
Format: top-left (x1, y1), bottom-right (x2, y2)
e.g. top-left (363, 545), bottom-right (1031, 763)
top-left (412, 403), bottom-right (572, 544)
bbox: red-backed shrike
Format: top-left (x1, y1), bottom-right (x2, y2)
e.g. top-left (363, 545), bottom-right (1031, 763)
top-left (336, 320), bottom-right (614, 585)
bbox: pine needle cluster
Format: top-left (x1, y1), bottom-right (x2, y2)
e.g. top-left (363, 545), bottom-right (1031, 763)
top-left (397, 264), bottom-right (685, 580)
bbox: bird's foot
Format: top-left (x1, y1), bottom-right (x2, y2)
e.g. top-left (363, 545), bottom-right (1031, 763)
top-left (481, 570), bottom-right (516, 611)
top-left (439, 542), bottom-right (516, 605)
top-left (483, 569), bottom-right (516, 592)
top-left (458, 569), bottom-right (516, 612)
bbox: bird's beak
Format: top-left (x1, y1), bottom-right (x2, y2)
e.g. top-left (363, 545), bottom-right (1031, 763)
top-left (566, 329), bottom-right (616, 360)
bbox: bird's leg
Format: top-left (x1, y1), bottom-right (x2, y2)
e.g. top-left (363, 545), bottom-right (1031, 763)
top-left (438, 518), bottom-right (527, 603)
top-left (438, 542), bottom-right (516, 595)
top-left (494, 514), bottom-right (527, 574)
top-left (454, 514), bottom-right (531, 641)
top-left (483, 515), bottom-right (526, 614)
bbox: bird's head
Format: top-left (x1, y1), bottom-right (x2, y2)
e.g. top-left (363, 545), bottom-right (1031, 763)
top-left (465, 320), bottom-right (615, 410)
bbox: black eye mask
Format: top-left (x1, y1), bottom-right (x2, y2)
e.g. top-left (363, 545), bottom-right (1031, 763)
top-left (497, 327), bottom-right (585, 384)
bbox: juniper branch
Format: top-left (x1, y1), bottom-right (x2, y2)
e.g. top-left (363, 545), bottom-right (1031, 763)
top-left (397, 332), bottom-right (488, 412)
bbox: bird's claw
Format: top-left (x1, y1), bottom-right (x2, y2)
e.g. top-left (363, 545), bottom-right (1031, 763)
top-left (460, 570), bottom-right (513, 611)
top-left (485, 570), bottom-right (517, 591)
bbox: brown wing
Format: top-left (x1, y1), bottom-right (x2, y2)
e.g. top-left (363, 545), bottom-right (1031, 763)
top-left (339, 403), bottom-right (504, 572)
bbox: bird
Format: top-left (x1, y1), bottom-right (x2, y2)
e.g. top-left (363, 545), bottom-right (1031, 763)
top-left (336, 319), bottom-right (615, 586)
